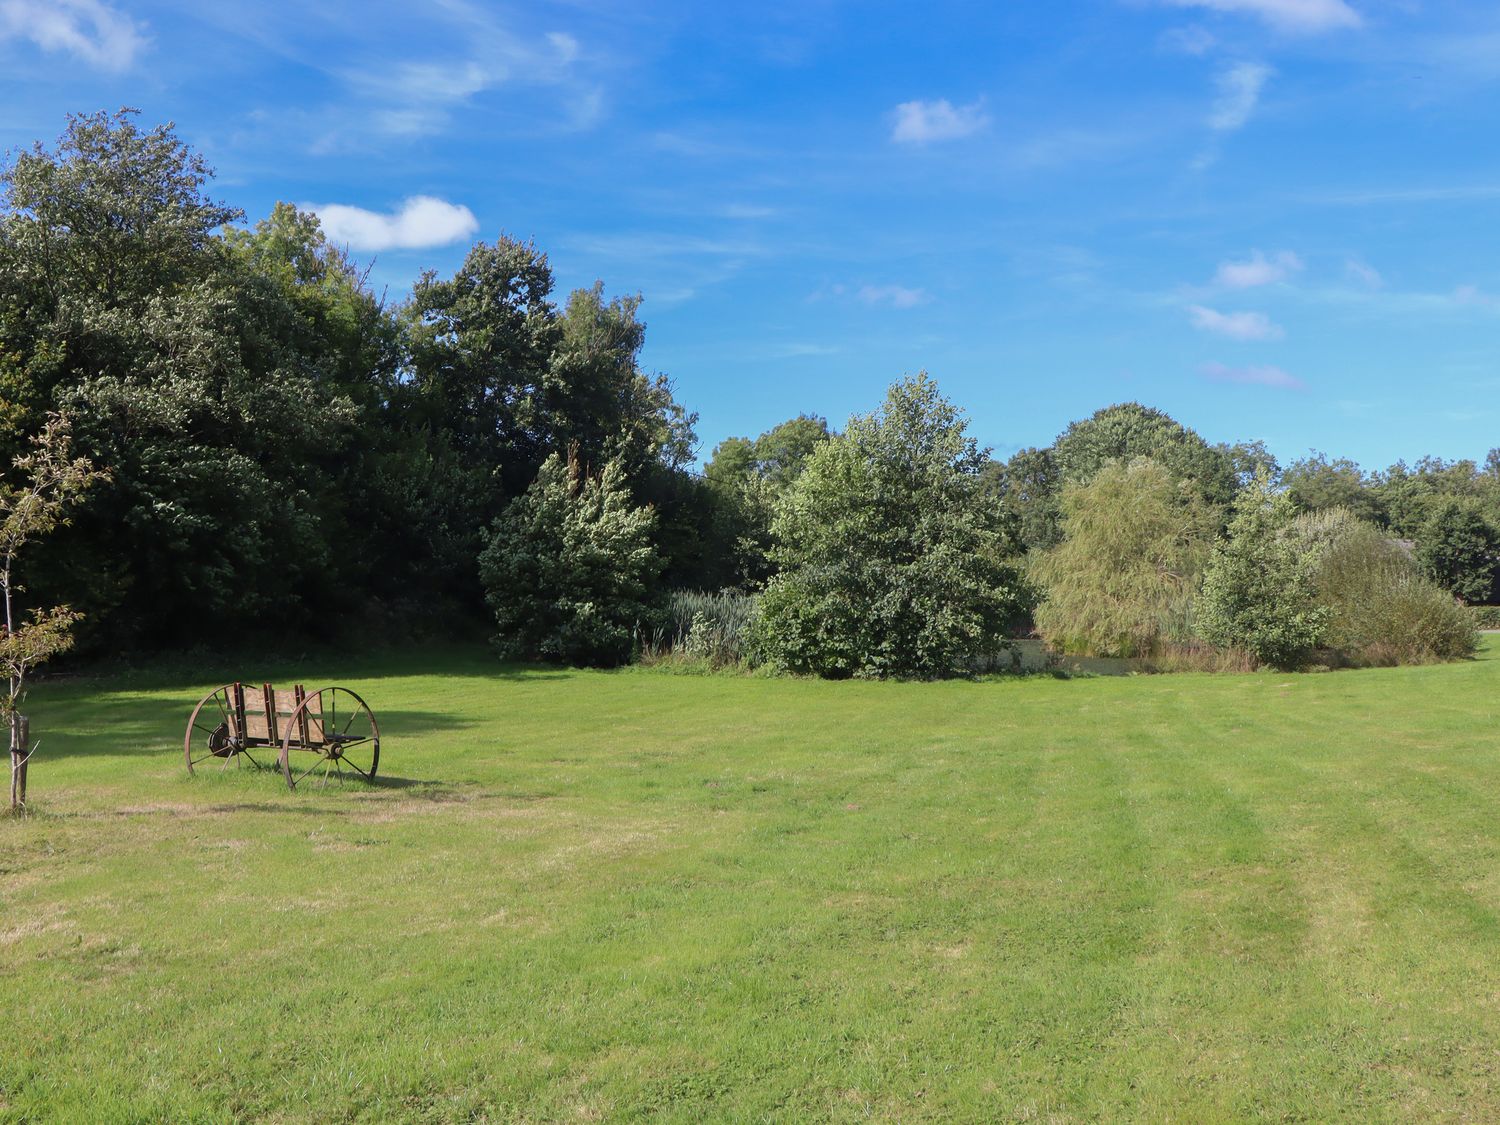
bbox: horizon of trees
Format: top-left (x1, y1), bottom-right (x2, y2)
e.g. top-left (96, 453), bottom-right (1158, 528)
top-left (2, 110), bottom-right (1497, 668)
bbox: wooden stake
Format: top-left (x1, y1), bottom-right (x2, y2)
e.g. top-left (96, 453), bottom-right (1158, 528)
top-left (10, 714), bottom-right (28, 810)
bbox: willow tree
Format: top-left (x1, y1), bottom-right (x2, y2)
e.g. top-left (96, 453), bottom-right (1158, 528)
top-left (4, 415), bottom-right (100, 810)
top-left (1033, 458), bottom-right (1218, 658)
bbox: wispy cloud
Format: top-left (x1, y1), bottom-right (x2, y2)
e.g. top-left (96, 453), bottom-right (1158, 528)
top-left (1201, 361), bottom-right (1306, 389)
top-left (772, 342), bottom-right (842, 358)
top-left (0, 0), bottom-right (145, 71)
top-left (1345, 258), bottom-right (1382, 287)
top-left (1298, 184), bottom-right (1500, 206)
top-left (1188, 305), bottom-right (1285, 339)
top-left (857, 284), bottom-right (930, 309)
top-left (308, 196), bottom-right (479, 251)
top-left (722, 203), bottom-right (778, 220)
top-left (1161, 25), bottom-right (1218, 54)
top-left (334, 10), bottom-right (591, 139)
top-left (1209, 62), bottom-right (1272, 131)
top-left (1214, 249), bottom-right (1303, 288)
top-left (890, 98), bottom-right (989, 144)
top-left (1161, 0), bottom-right (1361, 35)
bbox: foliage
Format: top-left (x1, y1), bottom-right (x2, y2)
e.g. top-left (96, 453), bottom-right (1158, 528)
top-left (1195, 475), bottom-right (1327, 670)
top-left (980, 446), bottom-right (1062, 555)
top-left (754, 374), bottom-right (1025, 678)
top-left (1051, 402), bottom-right (1239, 509)
top-left (479, 451), bottom-right (663, 666)
top-left (1283, 452), bottom-right (1385, 525)
top-left (0, 414), bottom-right (101, 807)
top-left (703, 415), bottom-right (832, 589)
top-left (1376, 455), bottom-right (1492, 538)
top-left (1033, 458), bottom-right (1218, 658)
top-left (640, 588), bottom-right (762, 670)
top-left (1294, 509), bottom-right (1476, 665)
top-left (1416, 498), bottom-right (1499, 605)
top-left (1471, 605), bottom-right (1500, 629)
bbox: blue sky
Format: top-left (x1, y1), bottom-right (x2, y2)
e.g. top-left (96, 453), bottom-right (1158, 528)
top-left (3, 0), bottom-right (1499, 471)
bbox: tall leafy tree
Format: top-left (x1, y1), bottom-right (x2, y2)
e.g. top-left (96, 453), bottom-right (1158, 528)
top-left (1052, 402), bottom-right (1239, 509)
top-left (1033, 458), bottom-right (1218, 658)
top-left (1196, 474), bottom-right (1327, 670)
top-left (2, 111), bottom-right (386, 648)
top-left (1283, 452), bottom-right (1385, 526)
top-left (479, 451), bottom-right (662, 666)
top-left (754, 374), bottom-right (1023, 678)
top-left (1417, 499), bottom-right (1499, 605)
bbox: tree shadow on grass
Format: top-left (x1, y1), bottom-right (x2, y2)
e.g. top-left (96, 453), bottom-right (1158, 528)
top-left (50, 645), bottom-right (579, 696)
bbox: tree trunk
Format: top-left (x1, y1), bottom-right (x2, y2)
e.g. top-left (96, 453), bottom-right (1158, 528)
top-left (9, 713), bottom-right (27, 811)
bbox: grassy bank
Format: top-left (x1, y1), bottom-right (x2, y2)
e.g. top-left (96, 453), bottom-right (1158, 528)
top-left (4, 642), bottom-right (1500, 1121)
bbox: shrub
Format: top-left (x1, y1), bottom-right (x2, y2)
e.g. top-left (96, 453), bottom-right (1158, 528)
top-left (1471, 605), bottom-right (1500, 630)
top-left (479, 451), bottom-right (663, 666)
top-left (1034, 458), bottom-right (1219, 658)
top-left (1196, 475), bottom-right (1327, 670)
top-left (753, 373), bottom-right (1027, 679)
top-left (1297, 512), bottom-right (1476, 665)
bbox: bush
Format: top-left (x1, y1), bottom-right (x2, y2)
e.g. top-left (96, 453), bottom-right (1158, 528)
top-left (753, 373), bottom-right (1027, 679)
top-left (1471, 605), bottom-right (1500, 629)
top-left (1292, 508), bottom-right (1476, 666)
top-left (1196, 475), bottom-right (1327, 670)
top-left (479, 452), bottom-right (663, 666)
top-left (1034, 458), bottom-right (1219, 658)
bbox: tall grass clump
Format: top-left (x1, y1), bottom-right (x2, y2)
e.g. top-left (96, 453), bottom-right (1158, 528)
top-left (639, 589), bottom-right (760, 670)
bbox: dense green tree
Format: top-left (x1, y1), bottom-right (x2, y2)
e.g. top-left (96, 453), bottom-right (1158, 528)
top-left (1052, 402), bottom-right (1238, 509)
top-left (979, 446), bottom-right (1061, 555)
top-left (479, 451), bottom-right (662, 666)
top-left (1196, 475), bottom-right (1326, 670)
top-left (1033, 458), bottom-right (1218, 658)
top-left (1417, 499), bottom-right (1499, 605)
top-left (1283, 452), bottom-right (1384, 526)
top-left (701, 414), bottom-right (832, 589)
top-left (753, 374), bottom-right (1024, 679)
top-left (1, 111), bottom-right (387, 648)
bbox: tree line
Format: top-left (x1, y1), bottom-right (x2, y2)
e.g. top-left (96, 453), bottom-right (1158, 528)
top-left (1, 110), bottom-right (1494, 677)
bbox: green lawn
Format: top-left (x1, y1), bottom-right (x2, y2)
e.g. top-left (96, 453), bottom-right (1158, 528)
top-left (5, 642), bottom-right (1500, 1122)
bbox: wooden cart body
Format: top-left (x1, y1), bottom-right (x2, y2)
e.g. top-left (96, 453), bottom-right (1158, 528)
top-left (184, 681), bottom-right (379, 789)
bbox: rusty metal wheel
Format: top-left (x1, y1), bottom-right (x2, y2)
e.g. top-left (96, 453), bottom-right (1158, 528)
top-left (279, 686), bottom-right (380, 791)
top-left (184, 684), bottom-right (261, 774)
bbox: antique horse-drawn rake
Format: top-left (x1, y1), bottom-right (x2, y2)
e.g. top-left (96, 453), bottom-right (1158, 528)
top-left (184, 683), bottom-right (379, 790)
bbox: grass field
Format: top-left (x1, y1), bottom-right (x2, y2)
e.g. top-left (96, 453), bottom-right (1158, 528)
top-left (5, 641), bottom-right (1500, 1122)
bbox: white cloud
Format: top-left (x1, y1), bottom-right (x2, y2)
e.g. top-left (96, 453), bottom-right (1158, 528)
top-left (857, 284), bottom-right (930, 309)
top-left (1214, 249), bottom-right (1303, 288)
top-left (0, 0), bottom-right (145, 70)
top-left (1161, 25), bottom-right (1218, 54)
top-left (1188, 305), bottom-right (1284, 340)
top-left (337, 19), bottom-right (588, 139)
top-left (1201, 361), bottom-right (1306, 389)
top-left (1345, 258), bottom-right (1383, 287)
top-left (1162, 0), bottom-right (1361, 35)
top-left (722, 203), bottom-right (778, 220)
top-left (890, 98), bottom-right (989, 144)
top-left (309, 196), bottom-right (480, 251)
top-left (1209, 62), bottom-right (1272, 131)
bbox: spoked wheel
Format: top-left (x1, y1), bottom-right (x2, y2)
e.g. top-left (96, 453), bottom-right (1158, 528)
top-left (279, 686), bottom-right (380, 791)
top-left (184, 684), bottom-right (262, 774)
